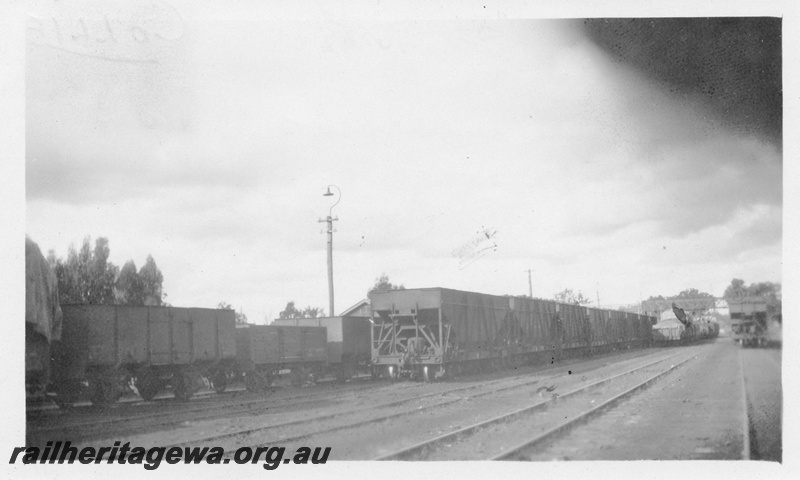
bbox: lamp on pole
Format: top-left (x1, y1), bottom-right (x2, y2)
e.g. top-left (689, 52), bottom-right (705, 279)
top-left (320, 185), bottom-right (340, 317)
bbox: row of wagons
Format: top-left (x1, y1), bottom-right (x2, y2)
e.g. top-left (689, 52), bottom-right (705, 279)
top-left (47, 305), bottom-right (371, 405)
top-left (369, 288), bottom-right (655, 381)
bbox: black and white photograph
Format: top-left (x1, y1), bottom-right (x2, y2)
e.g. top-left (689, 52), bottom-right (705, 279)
top-left (3, 0), bottom-right (797, 478)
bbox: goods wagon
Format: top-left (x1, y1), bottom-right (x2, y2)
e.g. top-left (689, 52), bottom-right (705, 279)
top-left (728, 297), bottom-right (770, 347)
top-left (273, 316), bottom-right (371, 381)
top-left (369, 288), bottom-right (653, 381)
top-left (25, 237), bottom-right (63, 399)
top-left (652, 318), bottom-right (684, 342)
top-left (54, 305), bottom-right (236, 404)
top-left (235, 324), bottom-right (327, 391)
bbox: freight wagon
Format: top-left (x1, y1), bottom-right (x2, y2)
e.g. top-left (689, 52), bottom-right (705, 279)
top-left (273, 316), bottom-right (372, 382)
top-left (25, 238), bottom-right (62, 399)
top-left (234, 324), bottom-right (327, 391)
top-left (728, 297), bottom-right (770, 347)
top-left (369, 288), bottom-right (654, 381)
top-left (54, 305), bottom-right (236, 404)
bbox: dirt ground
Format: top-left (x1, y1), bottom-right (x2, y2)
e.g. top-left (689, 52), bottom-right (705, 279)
top-left (29, 342), bottom-right (780, 463)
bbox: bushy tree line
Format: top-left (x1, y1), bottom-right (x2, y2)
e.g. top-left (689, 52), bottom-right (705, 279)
top-left (368, 273), bottom-right (405, 295)
top-left (46, 236), bottom-right (166, 306)
top-left (553, 288), bottom-right (592, 305)
top-left (278, 301), bottom-right (325, 320)
top-left (723, 278), bottom-right (782, 322)
top-left (723, 278), bottom-right (781, 300)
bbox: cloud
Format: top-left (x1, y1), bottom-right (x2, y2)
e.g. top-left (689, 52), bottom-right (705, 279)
top-left (24, 15), bottom-right (783, 322)
top-left (583, 18), bottom-right (782, 145)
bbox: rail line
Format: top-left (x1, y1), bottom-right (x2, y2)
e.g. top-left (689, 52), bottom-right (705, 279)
top-left (489, 353), bottom-right (696, 460)
top-left (737, 347), bottom-right (752, 460)
top-left (375, 351), bottom-right (695, 460)
top-left (27, 376), bottom-right (386, 439)
top-left (63, 347), bottom-right (678, 455)
top-left (31, 348), bottom-right (654, 446)
top-left (187, 350), bottom-right (688, 456)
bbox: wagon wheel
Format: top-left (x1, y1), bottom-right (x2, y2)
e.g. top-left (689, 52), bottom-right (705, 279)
top-left (245, 371), bottom-right (271, 392)
top-left (421, 366), bottom-right (432, 383)
top-left (306, 367), bottom-right (321, 385)
top-left (290, 368), bottom-right (305, 387)
top-left (370, 365), bottom-right (381, 381)
top-left (335, 365), bottom-right (347, 384)
top-left (53, 379), bottom-right (81, 409)
top-left (210, 370), bottom-right (228, 394)
top-left (448, 363), bottom-right (459, 379)
top-left (172, 372), bottom-right (198, 402)
top-left (385, 365), bottom-right (399, 381)
top-left (90, 376), bottom-right (120, 406)
top-left (245, 371), bottom-right (261, 392)
top-left (261, 371), bottom-right (276, 390)
top-left (136, 370), bottom-right (161, 401)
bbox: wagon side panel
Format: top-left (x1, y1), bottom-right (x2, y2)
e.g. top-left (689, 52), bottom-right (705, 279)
top-left (116, 306), bottom-right (148, 365)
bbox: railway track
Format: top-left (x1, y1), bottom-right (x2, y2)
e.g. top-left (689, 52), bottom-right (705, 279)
top-left (738, 347), bottom-right (752, 461)
top-left (375, 350), bottom-right (696, 460)
top-left (152, 348), bottom-right (691, 457)
top-left (26, 376), bottom-right (386, 443)
top-left (46, 347), bottom-right (685, 460)
top-left (32, 347), bottom-right (658, 446)
top-left (490, 353), bottom-right (696, 460)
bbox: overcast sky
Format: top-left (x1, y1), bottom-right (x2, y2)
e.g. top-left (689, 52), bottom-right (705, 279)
top-left (22, 2), bottom-right (786, 323)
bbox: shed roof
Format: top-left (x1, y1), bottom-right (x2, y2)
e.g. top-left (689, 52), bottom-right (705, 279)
top-left (339, 298), bottom-right (371, 317)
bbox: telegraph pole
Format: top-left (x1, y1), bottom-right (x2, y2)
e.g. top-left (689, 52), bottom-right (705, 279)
top-left (320, 185), bottom-right (340, 317)
top-left (524, 269), bottom-right (533, 297)
top-left (596, 283), bottom-right (601, 308)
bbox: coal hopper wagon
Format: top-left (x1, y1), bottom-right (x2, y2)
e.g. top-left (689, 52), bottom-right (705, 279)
top-left (369, 287), bottom-right (654, 381)
top-left (728, 297), bottom-right (772, 347)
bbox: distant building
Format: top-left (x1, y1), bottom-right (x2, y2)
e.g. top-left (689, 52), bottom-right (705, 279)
top-left (339, 299), bottom-right (371, 317)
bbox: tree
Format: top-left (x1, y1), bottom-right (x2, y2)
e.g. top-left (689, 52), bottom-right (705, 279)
top-left (277, 302), bottom-right (325, 319)
top-left (54, 236), bottom-right (118, 305)
top-left (369, 273), bottom-right (405, 294)
top-left (217, 302), bottom-right (248, 324)
top-left (49, 236), bottom-right (166, 306)
top-left (746, 281), bottom-right (781, 298)
top-left (115, 257), bottom-right (166, 306)
top-left (116, 260), bottom-right (145, 305)
top-left (138, 255), bottom-right (165, 306)
top-left (723, 278), bottom-right (781, 323)
top-left (553, 288), bottom-right (592, 305)
top-left (674, 288), bottom-right (715, 299)
top-left (723, 278), bottom-right (748, 299)
top-left (301, 306), bottom-right (325, 318)
top-left (645, 295), bottom-right (666, 302)
top-left (279, 301), bottom-right (303, 319)
top-left (723, 278), bottom-right (780, 300)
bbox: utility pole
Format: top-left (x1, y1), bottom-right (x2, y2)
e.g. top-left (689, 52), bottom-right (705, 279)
top-left (320, 185), bottom-right (341, 317)
top-left (596, 282), bottom-right (601, 308)
top-left (524, 269), bottom-right (533, 297)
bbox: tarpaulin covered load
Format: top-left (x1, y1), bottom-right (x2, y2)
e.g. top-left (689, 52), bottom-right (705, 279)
top-left (652, 318), bottom-right (685, 341)
top-left (26, 237), bottom-right (62, 343)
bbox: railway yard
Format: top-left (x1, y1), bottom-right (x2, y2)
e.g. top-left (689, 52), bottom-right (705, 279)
top-left (26, 339), bottom-right (782, 463)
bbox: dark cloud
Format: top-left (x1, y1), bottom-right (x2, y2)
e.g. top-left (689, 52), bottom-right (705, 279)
top-left (25, 141), bottom-right (264, 205)
top-left (714, 210), bottom-right (782, 259)
top-left (584, 18), bottom-right (782, 147)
